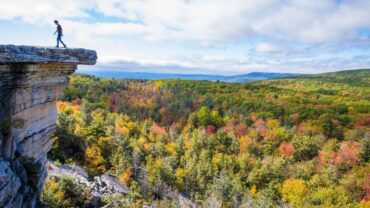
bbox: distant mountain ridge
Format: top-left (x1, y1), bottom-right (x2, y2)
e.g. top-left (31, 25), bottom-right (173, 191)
top-left (285, 69), bottom-right (370, 87)
top-left (76, 70), bottom-right (299, 82)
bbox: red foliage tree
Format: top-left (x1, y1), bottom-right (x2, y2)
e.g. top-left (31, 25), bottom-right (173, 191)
top-left (355, 116), bottom-right (370, 127)
top-left (151, 123), bottom-right (169, 138)
top-left (334, 141), bottom-right (360, 169)
top-left (109, 92), bottom-right (120, 112)
top-left (71, 97), bottom-right (81, 105)
top-left (279, 143), bottom-right (295, 157)
top-left (254, 119), bottom-right (267, 137)
top-left (235, 123), bottom-right (247, 138)
top-left (206, 125), bottom-right (216, 134)
top-left (223, 119), bottom-right (235, 134)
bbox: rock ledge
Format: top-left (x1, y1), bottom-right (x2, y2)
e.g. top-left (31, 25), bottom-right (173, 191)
top-left (0, 45), bottom-right (97, 65)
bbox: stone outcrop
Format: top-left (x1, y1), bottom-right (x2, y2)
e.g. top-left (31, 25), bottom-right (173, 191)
top-left (47, 162), bottom-right (129, 197)
top-left (47, 162), bottom-right (197, 208)
top-left (0, 45), bottom-right (97, 207)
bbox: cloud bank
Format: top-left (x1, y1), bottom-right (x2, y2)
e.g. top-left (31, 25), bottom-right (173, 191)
top-left (0, 0), bottom-right (369, 74)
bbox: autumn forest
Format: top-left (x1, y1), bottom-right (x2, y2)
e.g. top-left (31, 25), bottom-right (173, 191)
top-left (43, 69), bottom-right (369, 207)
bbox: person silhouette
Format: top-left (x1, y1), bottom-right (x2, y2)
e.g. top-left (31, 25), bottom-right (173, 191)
top-left (54, 20), bottom-right (67, 48)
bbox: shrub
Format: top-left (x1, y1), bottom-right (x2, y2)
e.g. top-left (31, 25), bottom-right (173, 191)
top-left (292, 135), bottom-right (320, 161)
top-left (41, 177), bottom-right (90, 208)
top-left (309, 186), bottom-right (356, 207)
top-left (21, 156), bottom-right (41, 190)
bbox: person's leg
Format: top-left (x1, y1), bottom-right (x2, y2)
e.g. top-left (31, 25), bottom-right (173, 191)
top-left (56, 36), bottom-right (60, 47)
top-left (60, 38), bottom-right (67, 48)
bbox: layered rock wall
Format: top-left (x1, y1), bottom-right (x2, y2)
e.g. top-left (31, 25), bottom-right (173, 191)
top-left (0, 45), bottom-right (97, 207)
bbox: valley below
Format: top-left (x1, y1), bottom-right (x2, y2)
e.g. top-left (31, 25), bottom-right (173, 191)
top-left (44, 69), bottom-right (370, 207)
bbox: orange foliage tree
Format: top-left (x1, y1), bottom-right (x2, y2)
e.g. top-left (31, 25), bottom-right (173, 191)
top-left (279, 143), bottom-right (295, 157)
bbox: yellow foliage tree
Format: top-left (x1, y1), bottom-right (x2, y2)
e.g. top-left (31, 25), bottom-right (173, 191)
top-left (250, 185), bottom-right (257, 198)
top-left (175, 168), bottom-right (188, 189)
top-left (266, 119), bottom-right (280, 129)
top-left (238, 136), bottom-right (251, 153)
top-left (119, 168), bottom-right (133, 185)
top-left (165, 142), bottom-right (176, 155)
top-left (212, 153), bottom-right (223, 171)
top-left (154, 80), bottom-right (164, 89)
top-left (358, 200), bottom-right (370, 208)
top-left (57, 102), bottom-right (69, 113)
top-left (43, 178), bottom-right (65, 202)
top-left (85, 145), bottom-right (106, 175)
top-left (281, 179), bottom-right (308, 208)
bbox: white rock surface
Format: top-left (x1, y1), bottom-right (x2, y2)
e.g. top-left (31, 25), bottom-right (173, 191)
top-left (47, 161), bottom-right (129, 196)
top-left (100, 174), bottom-right (129, 195)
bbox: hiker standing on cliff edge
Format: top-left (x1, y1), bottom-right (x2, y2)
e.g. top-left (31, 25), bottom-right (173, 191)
top-left (54, 20), bottom-right (67, 48)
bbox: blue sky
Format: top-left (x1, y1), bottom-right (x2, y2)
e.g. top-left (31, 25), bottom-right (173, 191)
top-left (0, 0), bottom-right (369, 75)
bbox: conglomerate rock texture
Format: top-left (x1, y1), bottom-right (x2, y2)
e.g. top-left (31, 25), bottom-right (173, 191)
top-left (0, 45), bottom-right (96, 207)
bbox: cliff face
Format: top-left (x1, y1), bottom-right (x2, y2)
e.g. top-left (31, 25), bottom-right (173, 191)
top-left (0, 45), bottom-right (97, 207)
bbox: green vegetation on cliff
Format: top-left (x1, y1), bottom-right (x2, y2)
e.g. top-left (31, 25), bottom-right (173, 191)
top-left (46, 69), bottom-right (369, 207)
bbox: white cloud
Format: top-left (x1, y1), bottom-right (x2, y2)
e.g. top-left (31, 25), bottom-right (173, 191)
top-left (0, 0), bottom-right (94, 24)
top-left (98, 56), bottom-right (196, 69)
top-left (255, 43), bottom-right (282, 53)
top-left (88, 52), bottom-right (370, 75)
top-left (0, 0), bottom-right (369, 74)
top-left (1, 0), bottom-right (369, 43)
top-left (64, 21), bottom-right (147, 37)
top-left (88, 0), bottom-right (370, 43)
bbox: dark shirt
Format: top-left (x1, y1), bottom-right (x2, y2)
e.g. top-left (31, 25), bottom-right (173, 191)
top-left (57, 25), bottom-right (63, 36)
